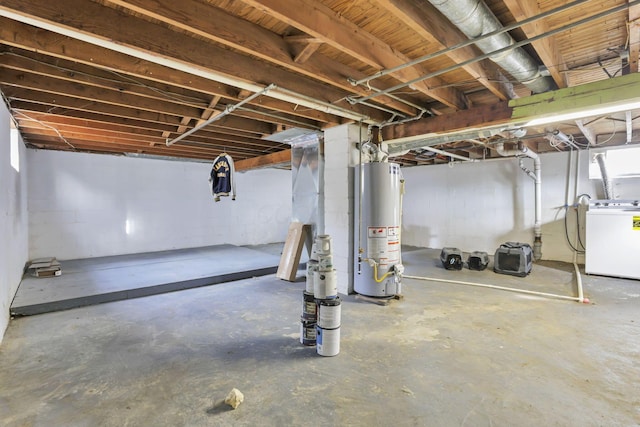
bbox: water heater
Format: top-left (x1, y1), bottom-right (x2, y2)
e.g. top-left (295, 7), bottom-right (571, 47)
top-left (354, 161), bottom-right (404, 297)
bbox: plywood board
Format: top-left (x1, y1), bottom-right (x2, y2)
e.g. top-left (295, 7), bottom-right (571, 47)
top-left (276, 222), bottom-right (310, 281)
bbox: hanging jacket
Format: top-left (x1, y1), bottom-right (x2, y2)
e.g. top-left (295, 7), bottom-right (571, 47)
top-left (209, 153), bottom-right (236, 202)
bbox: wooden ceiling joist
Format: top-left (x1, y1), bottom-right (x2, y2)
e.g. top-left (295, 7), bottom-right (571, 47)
top-left (0, 0), bottom-right (389, 122)
top-left (0, 69), bottom-right (204, 119)
top-left (375, 0), bottom-right (514, 101)
top-left (502, 0), bottom-right (567, 89)
top-left (629, 1), bottom-right (640, 73)
top-left (241, 0), bottom-right (471, 110)
top-left (0, 0), bottom-right (637, 167)
top-left (104, 0), bottom-right (417, 116)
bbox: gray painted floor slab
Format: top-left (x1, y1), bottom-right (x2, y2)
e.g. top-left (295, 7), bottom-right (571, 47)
top-left (1, 247), bottom-right (638, 426)
top-left (11, 244), bottom-right (285, 316)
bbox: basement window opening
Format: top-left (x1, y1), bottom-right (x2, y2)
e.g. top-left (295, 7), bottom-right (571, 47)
top-left (10, 120), bottom-right (19, 172)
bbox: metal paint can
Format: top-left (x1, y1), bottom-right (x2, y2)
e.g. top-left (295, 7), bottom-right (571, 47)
top-left (315, 235), bottom-right (332, 255)
top-left (306, 260), bottom-right (318, 293)
top-left (310, 242), bottom-right (319, 261)
top-left (302, 291), bottom-right (316, 321)
top-left (316, 297), bottom-right (341, 329)
top-left (316, 325), bottom-right (340, 356)
top-left (313, 269), bottom-right (337, 299)
top-left (317, 253), bottom-right (333, 271)
top-left (300, 318), bottom-right (316, 346)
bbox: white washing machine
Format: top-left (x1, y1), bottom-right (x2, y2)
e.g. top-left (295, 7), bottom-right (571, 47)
top-left (585, 200), bottom-right (640, 280)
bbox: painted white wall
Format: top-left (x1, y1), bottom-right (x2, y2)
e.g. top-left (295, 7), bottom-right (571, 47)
top-left (28, 150), bottom-right (292, 260)
top-left (0, 102), bottom-right (29, 344)
top-left (401, 150), bottom-right (640, 263)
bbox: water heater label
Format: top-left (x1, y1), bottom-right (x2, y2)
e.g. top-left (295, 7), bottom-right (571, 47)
top-left (367, 226), bottom-right (400, 267)
top-left (368, 227), bottom-right (386, 237)
top-left (634, 216), bottom-right (640, 230)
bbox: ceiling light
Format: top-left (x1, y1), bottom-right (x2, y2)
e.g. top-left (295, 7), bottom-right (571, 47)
top-left (525, 100), bottom-right (640, 127)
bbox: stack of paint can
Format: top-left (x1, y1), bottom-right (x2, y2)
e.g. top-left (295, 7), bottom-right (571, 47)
top-left (300, 243), bottom-right (318, 346)
top-left (313, 235), bottom-right (341, 357)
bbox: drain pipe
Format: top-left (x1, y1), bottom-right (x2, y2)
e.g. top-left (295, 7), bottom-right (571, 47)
top-left (593, 153), bottom-right (615, 199)
top-left (496, 142), bottom-right (542, 260)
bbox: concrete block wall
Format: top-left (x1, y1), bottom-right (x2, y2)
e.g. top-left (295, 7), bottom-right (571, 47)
top-left (28, 150), bottom-right (292, 260)
top-left (401, 150), bottom-right (640, 263)
top-left (0, 103), bottom-right (29, 344)
top-left (323, 124), bottom-right (363, 294)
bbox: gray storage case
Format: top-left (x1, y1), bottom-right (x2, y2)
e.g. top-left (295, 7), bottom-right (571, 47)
top-left (493, 242), bottom-right (532, 277)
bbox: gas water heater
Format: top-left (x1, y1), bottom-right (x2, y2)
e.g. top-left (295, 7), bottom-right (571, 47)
top-left (354, 161), bottom-right (404, 297)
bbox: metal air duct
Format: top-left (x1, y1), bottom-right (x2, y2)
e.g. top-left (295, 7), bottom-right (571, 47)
top-left (427, 0), bottom-right (556, 94)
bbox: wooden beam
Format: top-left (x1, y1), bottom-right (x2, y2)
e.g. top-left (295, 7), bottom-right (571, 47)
top-left (629, 1), bottom-right (640, 73)
top-left (375, 0), bottom-right (514, 101)
top-left (20, 133), bottom-right (227, 159)
top-left (1, 50), bottom-right (213, 110)
top-left (12, 103), bottom-right (179, 133)
top-left (575, 119), bottom-right (597, 146)
top-left (284, 35), bottom-right (322, 44)
top-left (502, 0), bottom-right (566, 88)
top-left (0, 68), bottom-right (204, 119)
top-left (4, 87), bottom-right (276, 135)
top-left (104, 0), bottom-right (419, 116)
top-left (381, 101), bottom-right (513, 141)
top-left (510, 72), bottom-right (640, 123)
top-left (242, 0), bottom-right (470, 110)
top-left (3, 86), bottom-right (184, 125)
top-left (0, 1), bottom-right (388, 122)
top-left (16, 110), bottom-right (168, 139)
top-left (293, 42), bottom-right (321, 64)
top-left (11, 104), bottom-right (279, 149)
top-left (0, 20), bottom-right (386, 123)
top-left (162, 116), bottom-right (191, 140)
top-left (235, 149), bottom-right (291, 171)
top-left (285, 34), bottom-right (325, 65)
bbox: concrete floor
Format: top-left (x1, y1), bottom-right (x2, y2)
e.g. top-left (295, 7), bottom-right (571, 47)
top-left (1, 247), bottom-right (639, 426)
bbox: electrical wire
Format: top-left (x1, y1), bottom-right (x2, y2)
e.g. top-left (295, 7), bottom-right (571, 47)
top-left (592, 119), bottom-right (618, 146)
top-left (13, 110), bottom-right (76, 150)
top-left (563, 205), bottom-right (585, 254)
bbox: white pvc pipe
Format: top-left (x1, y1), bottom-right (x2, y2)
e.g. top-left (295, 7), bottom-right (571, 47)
top-left (573, 150), bottom-right (585, 302)
top-left (496, 143), bottom-right (542, 259)
top-left (404, 274), bottom-right (589, 303)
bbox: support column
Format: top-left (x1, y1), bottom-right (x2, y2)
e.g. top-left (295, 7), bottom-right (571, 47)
top-left (323, 124), bottom-right (364, 295)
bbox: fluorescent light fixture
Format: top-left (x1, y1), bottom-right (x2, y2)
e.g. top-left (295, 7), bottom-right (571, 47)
top-left (526, 100), bottom-right (640, 127)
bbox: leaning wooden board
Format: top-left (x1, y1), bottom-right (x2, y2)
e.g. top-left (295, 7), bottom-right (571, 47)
top-left (276, 222), bottom-right (311, 281)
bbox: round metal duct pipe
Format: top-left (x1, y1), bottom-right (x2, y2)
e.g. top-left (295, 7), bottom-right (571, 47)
top-left (428, 0), bottom-right (556, 94)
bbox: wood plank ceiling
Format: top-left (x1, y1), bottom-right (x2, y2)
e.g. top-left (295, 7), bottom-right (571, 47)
top-left (0, 0), bottom-right (638, 168)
